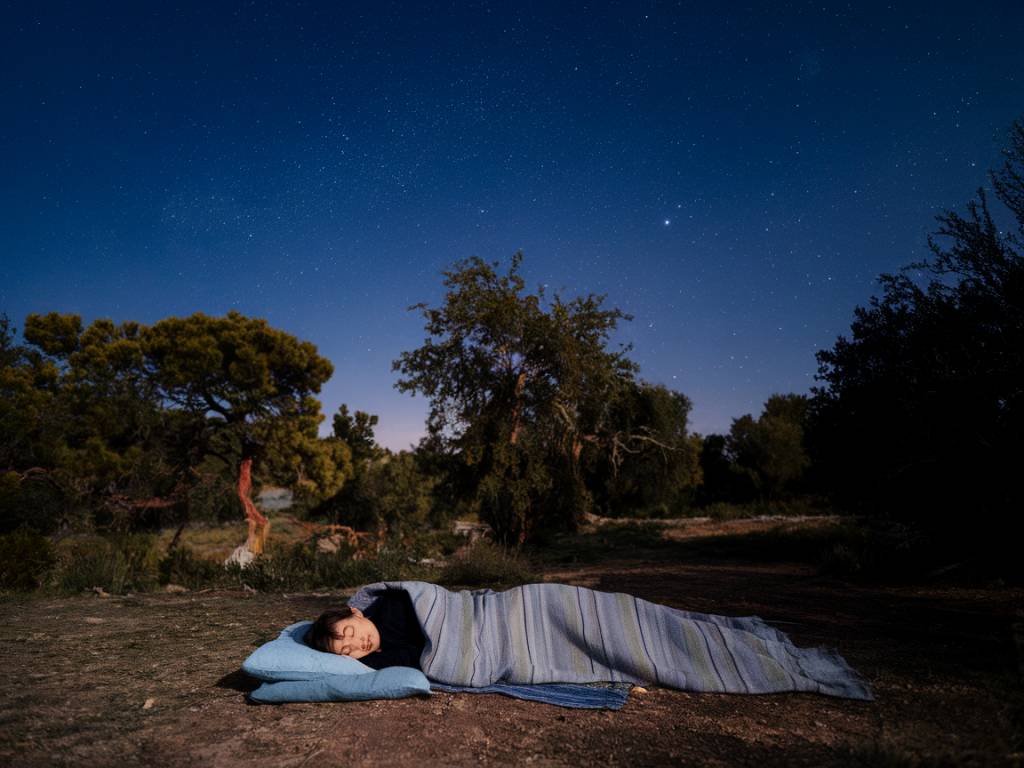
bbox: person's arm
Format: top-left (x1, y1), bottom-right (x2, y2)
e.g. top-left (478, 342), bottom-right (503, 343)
top-left (360, 643), bottom-right (421, 670)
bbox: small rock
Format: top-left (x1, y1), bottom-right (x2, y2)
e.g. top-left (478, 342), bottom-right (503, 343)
top-left (163, 584), bottom-right (188, 594)
top-left (316, 534), bottom-right (343, 554)
top-left (225, 545), bottom-right (256, 568)
top-left (143, 698), bottom-right (155, 710)
top-left (631, 686), bottom-right (649, 695)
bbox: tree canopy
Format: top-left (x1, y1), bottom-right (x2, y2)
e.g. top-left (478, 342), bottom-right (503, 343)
top-left (808, 119), bottom-right (1024, 553)
top-left (726, 393), bottom-right (810, 501)
top-left (393, 252), bottom-right (694, 542)
top-left (1, 310), bottom-right (350, 537)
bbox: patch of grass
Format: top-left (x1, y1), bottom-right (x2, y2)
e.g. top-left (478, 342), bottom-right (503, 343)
top-left (155, 522), bottom-right (260, 562)
top-left (158, 545), bottom-right (227, 590)
top-left (52, 534), bottom-right (161, 594)
top-left (437, 541), bottom-right (537, 588)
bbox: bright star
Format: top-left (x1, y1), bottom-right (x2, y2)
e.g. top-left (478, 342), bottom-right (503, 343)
top-left (663, 219), bottom-right (671, 226)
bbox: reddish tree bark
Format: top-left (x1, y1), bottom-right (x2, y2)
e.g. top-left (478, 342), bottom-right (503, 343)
top-left (238, 457), bottom-right (269, 553)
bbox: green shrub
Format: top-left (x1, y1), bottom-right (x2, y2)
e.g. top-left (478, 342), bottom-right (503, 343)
top-left (0, 529), bottom-right (56, 591)
top-left (438, 541), bottom-right (536, 588)
top-left (53, 534), bottom-right (160, 594)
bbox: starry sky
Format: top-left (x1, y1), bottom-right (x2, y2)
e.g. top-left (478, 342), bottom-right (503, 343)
top-left (3, 2), bottom-right (1023, 451)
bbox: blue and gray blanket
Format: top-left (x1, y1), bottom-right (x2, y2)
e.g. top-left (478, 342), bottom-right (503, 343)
top-left (349, 581), bottom-right (872, 701)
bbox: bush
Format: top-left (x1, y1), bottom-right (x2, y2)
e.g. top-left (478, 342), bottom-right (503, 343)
top-left (0, 471), bottom-right (73, 535)
top-left (52, 534), bottom-right (160, 594)
top-left (0, 529), bottom-right (56, 591)
top-left (437, 541), bottom-right (537, 588)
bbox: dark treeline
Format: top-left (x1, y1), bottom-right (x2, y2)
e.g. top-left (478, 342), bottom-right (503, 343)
top-left (2, 120), bottom-right (1022, 579)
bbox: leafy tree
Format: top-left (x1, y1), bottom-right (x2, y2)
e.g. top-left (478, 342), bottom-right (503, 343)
top-left (808, 119), bottom-right (1024, 562)
top-left (140, 311), bottom-right (339, 550)
top-left (316, 449), bottom-right (439, 535)
top-left (332, 404), bottom-right (381, 463)
top-left (16, 312), bottom-right (175, 531)
top-left (0, 314), bottom-right (69, 532)
top-left (0, 313), bottom-right (62, 473)
top-left (586, 381), bottom-right (703, 516)
top-left (393, 252), bottom-right (680, 543)
top-left (367, 450), bottom-right (439, 534)
top-left (255, 414), bottom-right (352, 509)
top-left (726, 394), bottom-right (810, 501)
top-left (696, 433), bottom-right (744, 505)
top-left (313, 403), bottom-right (386, 528)
top-left (2, 309), bottom-right (345, 545)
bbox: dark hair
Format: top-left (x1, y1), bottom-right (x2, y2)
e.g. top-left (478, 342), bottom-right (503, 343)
top-left (305, 607), bottom-right (355, 653)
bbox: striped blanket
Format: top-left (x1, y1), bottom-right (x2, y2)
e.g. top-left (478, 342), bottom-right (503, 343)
top-left (349, 581), bottom-right (872, 700)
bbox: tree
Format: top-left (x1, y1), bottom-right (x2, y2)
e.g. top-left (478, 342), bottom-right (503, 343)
top-left (726, 394), bottom-right (810, 501)
top-left (2, 310), bottom-right (347, 542)
top-left (585, 381), bottom-right (703, 516)
top-left (696, 433), bottom-right (743, 505)
top-left (0, 313), bottom-right (62, 473)
top-left (0, 313), bottom-right (68, 533)
top-left (808, 119), bottom-right (1024, 557)
top-left (366, 450), bottom-right (439, 535)
top-left (17, 312), bottom-right (177, 531)
top-left (140, 311), bottom-right (337, 552)
top-left (393, 252), bottom-right (681, 543)
top-left (332, 404), bottom-right (381, 463)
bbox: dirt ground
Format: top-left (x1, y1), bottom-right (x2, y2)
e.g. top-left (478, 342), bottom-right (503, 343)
top-left (1, 519), bottom-right (1022, 767)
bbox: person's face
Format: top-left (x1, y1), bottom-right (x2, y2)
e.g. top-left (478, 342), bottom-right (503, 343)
top-left (327, 608), bottom-right (381, 659)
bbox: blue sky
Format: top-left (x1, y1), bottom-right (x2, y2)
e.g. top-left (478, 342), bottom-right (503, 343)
top-left (3, 1), bottom-right (1022, 450)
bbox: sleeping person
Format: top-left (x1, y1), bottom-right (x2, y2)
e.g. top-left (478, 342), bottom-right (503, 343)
top-left (301, 580), bottom-right (873, 701)
top-left (305, 588), bottom-right (425, 670)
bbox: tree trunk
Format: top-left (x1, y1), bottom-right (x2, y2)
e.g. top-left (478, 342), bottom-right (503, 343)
top-left (238, 456), bottom-right (269, 554)
top-left (509, 371), bottom-right (528, 445)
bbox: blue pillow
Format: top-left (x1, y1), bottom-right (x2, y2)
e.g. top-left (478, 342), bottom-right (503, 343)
top-left (249, 668), bottom-right (431, 703)
top-left (241, 620), bottom-right (432, 703)
top-left (242, 621), bottom-right (375, 681)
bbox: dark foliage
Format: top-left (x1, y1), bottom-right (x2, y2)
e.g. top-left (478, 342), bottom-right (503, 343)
top-left (807, 119), bottom-right (1024, 574)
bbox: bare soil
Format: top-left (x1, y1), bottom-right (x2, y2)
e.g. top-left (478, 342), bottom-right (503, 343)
top-left (2, 518), bottom-right (1022, 767)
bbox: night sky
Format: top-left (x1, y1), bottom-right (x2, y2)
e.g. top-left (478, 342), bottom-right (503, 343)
top-left (3, 2), bottom-right (1023, 451)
